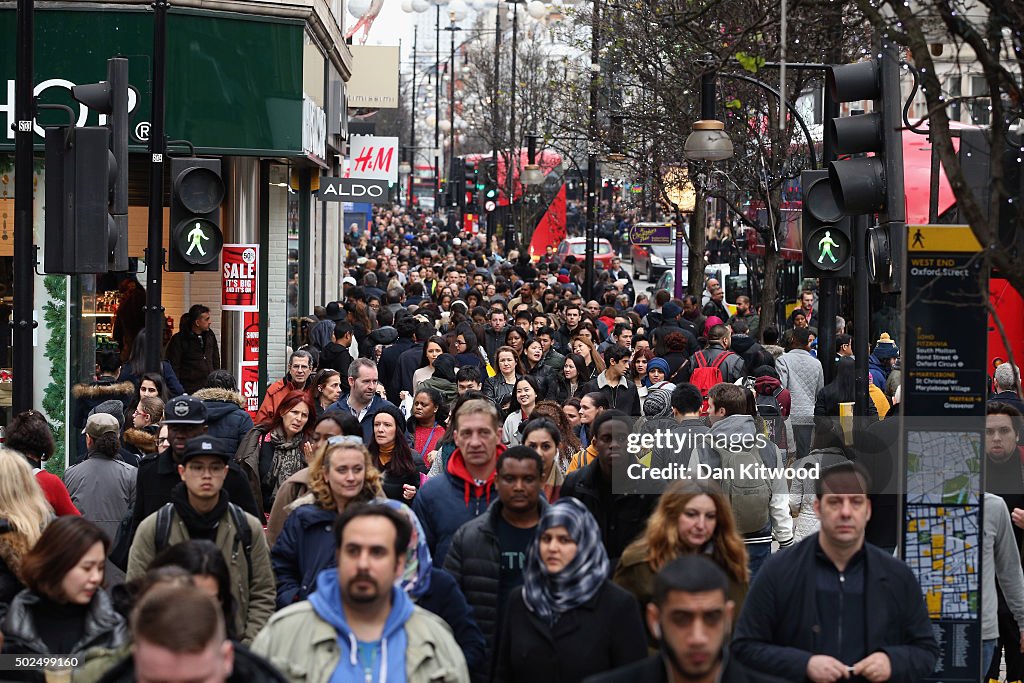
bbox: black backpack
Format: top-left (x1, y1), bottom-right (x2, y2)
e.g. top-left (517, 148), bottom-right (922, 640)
top-left (154, 502), bottom-right (253, 571)
top-left (755, 387), bottom-right (785, 447)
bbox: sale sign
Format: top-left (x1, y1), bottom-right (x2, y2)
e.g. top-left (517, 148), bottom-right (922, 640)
top-left (240, 363), bottom-right (260, 420)
top-left (222, 244), bottom-right (259, 311)
top-left (243, 311), bottom-right (260, 363)
top-left (345, 135), bottom-right (399, 183)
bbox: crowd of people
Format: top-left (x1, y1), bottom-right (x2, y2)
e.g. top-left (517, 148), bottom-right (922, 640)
top-left (0, 204), bottom-right (1021, 683)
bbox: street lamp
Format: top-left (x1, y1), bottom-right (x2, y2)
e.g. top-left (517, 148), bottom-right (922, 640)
top-left (683, 70), bottom-right (734, 163)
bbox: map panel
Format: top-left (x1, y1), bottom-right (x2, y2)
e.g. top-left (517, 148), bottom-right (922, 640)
top-left (904, 505), bottom-right (979, 620)
top-left (906, 431), bottom-right (981, 505)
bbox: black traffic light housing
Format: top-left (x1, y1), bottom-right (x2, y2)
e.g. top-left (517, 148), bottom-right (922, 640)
top-left (44, 57), bottom-right (129, 274)
top-left (826, 43), bottom-right (905, 292)
top-left (168, 157), bottom-right (225, 272)
top-left (802, 170), bottom-right (853, 279)
top-left (463, 158), bottom-right (477, 212)
top-left (479, 159), bottom-right (499, 213)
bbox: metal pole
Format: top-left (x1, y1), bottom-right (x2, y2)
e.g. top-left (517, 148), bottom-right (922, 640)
top-left (818, 86), bottom-right (841, 384)
top-left (853, 212), bottom-right (869, 416)
top-left (583, 0), bottom-right (599, 300)
top-left (144, 0), bottom-right (168, 375)
top-left (449, 17), bottom-right (456, 212)
top-left (487, 4), bottom-right (502, 247)
top-left (508, 2), bottom-right (519, 247)
top-left (434, 5), bottom-right (441, 214)
top-left (13, 0), bottom-right (34, 412)
top-left (408, 26), bottom-right (417, 207)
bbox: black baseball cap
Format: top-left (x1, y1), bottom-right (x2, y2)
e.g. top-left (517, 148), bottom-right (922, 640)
top-left (180, 436), bottom-right (231, 464)
top-left (164, 395), bottom-right (207, 425)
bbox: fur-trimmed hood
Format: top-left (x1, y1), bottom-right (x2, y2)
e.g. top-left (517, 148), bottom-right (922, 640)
top-left (285, 491), bottom-right (318, 513)
top-left (71, 381), bottom-right (136, 400)
top-left (192, 387), bottom-right (246, 408)
top-left (123, 427), bottom-right (159, 454)
top-left (0, 524), bottom-right (32, 583)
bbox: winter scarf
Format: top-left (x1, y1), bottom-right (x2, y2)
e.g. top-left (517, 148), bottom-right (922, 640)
top-left (170, 484), bottom-right (229, 542)
top-left (522, 498), bottom-right (609, 626)
top-left (307, 569), bottom-right (412, 683)
top-left (382, 500), bottom-right (433, 600)
top-left (268, 429), bottom-right (308, 499)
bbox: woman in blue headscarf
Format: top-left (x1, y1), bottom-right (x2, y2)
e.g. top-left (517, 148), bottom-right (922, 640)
top-left (382, 500), bottom-right (486, 673)
top-left (493, 498), bottom-right (647, 682)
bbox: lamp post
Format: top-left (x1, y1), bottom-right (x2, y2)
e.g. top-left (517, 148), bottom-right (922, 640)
top-left (583, 0), bottom-right (601, 301)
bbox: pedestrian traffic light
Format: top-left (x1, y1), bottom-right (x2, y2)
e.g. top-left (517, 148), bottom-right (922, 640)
top-left (826, 43), bottom-right (905, 291)
top-left (44, 57), bottom-right (130, 274)
top-left (802, 170), bottom-right (853, 279)
top-left (479, 160), bottom-right (499, 213)
top-left (168, 157), bottom-right (225, 272)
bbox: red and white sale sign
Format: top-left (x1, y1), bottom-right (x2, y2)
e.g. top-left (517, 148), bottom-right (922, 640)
top-left (222, 244), bottom-right (259, 311)
top-left (240, 363), bottom-right (260, 420)
top-left (243, 311), bottom-right (260, 363)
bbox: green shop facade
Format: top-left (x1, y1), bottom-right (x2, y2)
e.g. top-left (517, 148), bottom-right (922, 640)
top-left (0, 4), bottom-right (351, 467)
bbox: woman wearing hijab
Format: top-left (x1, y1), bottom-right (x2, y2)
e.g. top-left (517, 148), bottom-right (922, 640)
top-left (383, 501), bottom-right (486, 673)
top-left (417, 353), bottom-right (458, 405)
top-left (493, 498), bottom-right (646, 682)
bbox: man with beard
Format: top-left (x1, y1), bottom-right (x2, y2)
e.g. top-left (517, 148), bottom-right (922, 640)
top-left (587, 556), bottom-right (786, 683)
top-left (252, 504), bottom-right (469, 682)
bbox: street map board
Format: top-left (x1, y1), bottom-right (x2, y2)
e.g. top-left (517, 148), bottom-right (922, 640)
top-left (901, 225), bottom-right (987, 682)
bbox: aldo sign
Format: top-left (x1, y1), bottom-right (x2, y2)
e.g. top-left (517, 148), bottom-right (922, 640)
top-left (317, 177), bottom-right (389, 204)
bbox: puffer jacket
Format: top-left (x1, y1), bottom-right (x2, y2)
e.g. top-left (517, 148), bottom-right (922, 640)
top-left (776, 348), bottom-right (824, 421)
top-left (2, 588), bottom-right (127, 681)
top-left (194, 387), bottom-right (256, 454)
top-left (271, 496), bottom-right (338, 609)
top-left (443, 499), bottom-right (547, 666)
top-left (126, 502), bottom-right (275, 645)
top-left (70, 379), bottom-right (136, 466)
top-left (123, 427), bottom-right (159, 460)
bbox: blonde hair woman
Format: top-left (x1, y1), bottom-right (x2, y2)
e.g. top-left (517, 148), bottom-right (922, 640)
top-left (272, 436), bottom-right (384, 607)
top-left (0, 448), bottom-right (53, 605)
top-left (614, 480), bottom-right (749, 631)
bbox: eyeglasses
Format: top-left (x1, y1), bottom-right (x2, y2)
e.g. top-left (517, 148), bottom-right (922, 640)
top-left (327, 435), bottom-right (365, 447)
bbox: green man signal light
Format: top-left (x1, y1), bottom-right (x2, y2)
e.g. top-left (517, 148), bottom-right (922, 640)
top-left (169, 157), bottom-right (225, 272)
top-left (801, 170), bottom-right (853, 279)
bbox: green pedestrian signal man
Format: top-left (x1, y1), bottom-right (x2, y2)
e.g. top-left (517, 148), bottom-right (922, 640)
top-left (186, 223), bottom-right (210, 258)
top-left (817, 230), bottom-right (839, 264)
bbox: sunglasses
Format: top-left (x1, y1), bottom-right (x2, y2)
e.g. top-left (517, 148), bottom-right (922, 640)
top-left (327, 435), bottom-right (365, 446)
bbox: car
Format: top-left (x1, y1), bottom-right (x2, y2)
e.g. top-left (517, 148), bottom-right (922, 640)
top-left (632, 242), bottom-right (688, 282)
top-left (653, 266), bottom-right (689, 294)
top-left (555, 237), bottom-right (616, 271)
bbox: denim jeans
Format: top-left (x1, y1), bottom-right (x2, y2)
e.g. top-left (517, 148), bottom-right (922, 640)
top-left (746, 541), bottom-right (772, 583)
top-left (983, 638), bottom-right (997, 675)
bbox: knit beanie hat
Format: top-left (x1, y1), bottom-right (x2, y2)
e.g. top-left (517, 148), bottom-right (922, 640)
top-left (647, 357), bottom-right (671, 375)
top-left (643, 388), bottom-right (673, 418)
top-left (874, 332), bottom-right (900, 359)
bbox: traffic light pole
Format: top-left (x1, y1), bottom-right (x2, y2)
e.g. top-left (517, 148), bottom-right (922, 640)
top-left (582, 0), bottom-right (600, 301)
top-left (817, 87), bottom-right (841, 385)
top-left (853, 212), bottom-right (869, 417)
top-left (13, 0), bottom-right (34, 412)
top-left (143, 0), bottom-right (168, 374)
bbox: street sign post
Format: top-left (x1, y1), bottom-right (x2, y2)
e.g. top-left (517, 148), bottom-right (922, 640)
top-left (900, 224), bottom-right (987, 683)
top-left (628, 223), bottom-right (672, 246)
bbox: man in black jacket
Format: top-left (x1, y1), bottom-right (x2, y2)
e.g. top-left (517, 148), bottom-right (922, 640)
top-left (317, 321), bottom-right (354, 377)
top-left (732, 462), bottom-right (939, 682)
top-left (579, 345), bottom-right (642, 417)
top-left (130, 396), bottom-right (259, 534)
top-left (165, 304), bottom-right (221, 394)
top-left (379, 315), bottom-right (418, 403)
top-left (586, 556), bottom-right (786, 683)
top-left (443, 446), bottom-right (546, 681)
top-left (561, 411), bottom-right (656, 564)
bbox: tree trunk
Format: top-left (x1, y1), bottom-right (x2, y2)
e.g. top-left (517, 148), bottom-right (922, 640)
top-left (689, 191), bottom-right (707, 296)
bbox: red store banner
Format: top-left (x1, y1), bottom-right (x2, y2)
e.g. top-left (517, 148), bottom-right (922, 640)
top-left (243, 311), bottom-right (260, 363)
top-left (240, 363), bottom-right (260, 420)
top-left (222, 244), bottom-right (259, 311)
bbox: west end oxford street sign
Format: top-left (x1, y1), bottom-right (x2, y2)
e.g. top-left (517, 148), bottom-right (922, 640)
top-left (317, 177), bottom-right (390, 204)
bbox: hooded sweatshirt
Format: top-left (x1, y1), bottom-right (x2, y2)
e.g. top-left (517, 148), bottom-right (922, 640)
top-left (307, 569), bottom-right (413, 683)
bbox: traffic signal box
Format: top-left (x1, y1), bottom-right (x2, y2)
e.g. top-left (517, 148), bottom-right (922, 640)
top-left (168, 158), bottom-right (225, 272)
top-left (825, 44), bottom-right (906, 291)
top-left (463, 158), bottom-right (477, 211)
top-left (802, 170), bottom-right (853, 279)
top-left (479, 160), bottom-right (499, 213)
top-left (44, 57), bottom-right (129, 274)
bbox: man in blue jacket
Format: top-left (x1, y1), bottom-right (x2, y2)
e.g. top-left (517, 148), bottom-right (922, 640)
top-left (329, 358), bottom-right (393, 442)
top-left (732, 462), bottom-right (939, 682)
top-left (414, 398), bottom-right (505, 566)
